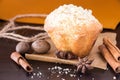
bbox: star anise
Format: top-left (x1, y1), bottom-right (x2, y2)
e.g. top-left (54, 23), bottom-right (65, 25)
top-left (77, 57), bottom-right (94, 73)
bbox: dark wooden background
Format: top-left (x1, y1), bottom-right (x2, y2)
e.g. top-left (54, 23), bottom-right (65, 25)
top-left (0, 20), bottom-right (120, 80)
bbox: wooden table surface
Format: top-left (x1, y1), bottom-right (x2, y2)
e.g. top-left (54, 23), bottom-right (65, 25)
top-left (0, 20), bottom-right (120, 80)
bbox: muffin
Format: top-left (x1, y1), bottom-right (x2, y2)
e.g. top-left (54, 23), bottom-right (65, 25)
top-left (44, 4), bottom-right (103, 58)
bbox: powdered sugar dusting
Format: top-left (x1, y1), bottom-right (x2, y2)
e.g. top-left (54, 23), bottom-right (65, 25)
top-left (44, 4), bottom-right (101, 31)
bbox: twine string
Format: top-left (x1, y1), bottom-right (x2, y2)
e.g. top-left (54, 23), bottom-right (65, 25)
top-left (0, 14), bottom-right (49, 42)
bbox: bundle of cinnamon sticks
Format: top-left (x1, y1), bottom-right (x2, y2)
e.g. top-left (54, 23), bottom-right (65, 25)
top-left (99, 37), bottom-right (120, 73)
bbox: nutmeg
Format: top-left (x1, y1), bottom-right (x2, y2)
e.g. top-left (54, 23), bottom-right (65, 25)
top-left (16, 41), bottom-right (30, 54)
top-left (31, 40), bottom-right (50, 54)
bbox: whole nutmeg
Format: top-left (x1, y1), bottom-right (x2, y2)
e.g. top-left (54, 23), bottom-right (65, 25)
top-left (31, 40), bottom-right (50, 54)
top-left (16, 41), bottom-right (30, 54)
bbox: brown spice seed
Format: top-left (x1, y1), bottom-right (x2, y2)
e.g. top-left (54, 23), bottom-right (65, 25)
top-left (32, 39), bottom-right (50, 54)
top-left (55, 50), bottom-right (77, 59)
top-left (16, 41), bottom-right (30, 54)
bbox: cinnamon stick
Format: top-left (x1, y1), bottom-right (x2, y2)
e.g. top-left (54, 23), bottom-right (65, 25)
top-left (103, 37), bottom-right (120, 62)
top-left (99, 45), bottom-right (120, 73)
top-left (10, 52), bottom-right (33, 72)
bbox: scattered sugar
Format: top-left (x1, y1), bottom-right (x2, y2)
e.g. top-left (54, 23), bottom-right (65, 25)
top-left (70, 74), bottom-right (76, 77)
top-left (29, 65), bottom-right (97, 80)
top-left (79, 75), bottom-right (82, 78)
top-left (29, 71), bottom-right (43, 79)
top-left (61, 78), bottom-right (66, 80)
top-left (29, 66), bottom-right (44, 80)
top-left (30, 76), bottom-right (34, 79)
top-left (78, 78), bottom-right (80, 80)
top-left (92, 77), bottom-right (95, 80)
top-left (113, 76), bottom-right (116, 80)
top-left (48, 65), bottom-right (77, 78)
top-left (57, 75), bottom-right (60, 77)
top-left (37, 67), bottom-right (40, 69)
top-left (47, 77), bottom-right (50, 79)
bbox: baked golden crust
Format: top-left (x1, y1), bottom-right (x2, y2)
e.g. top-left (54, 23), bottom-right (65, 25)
top-left (44, 4), bottom-right (102, 58)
